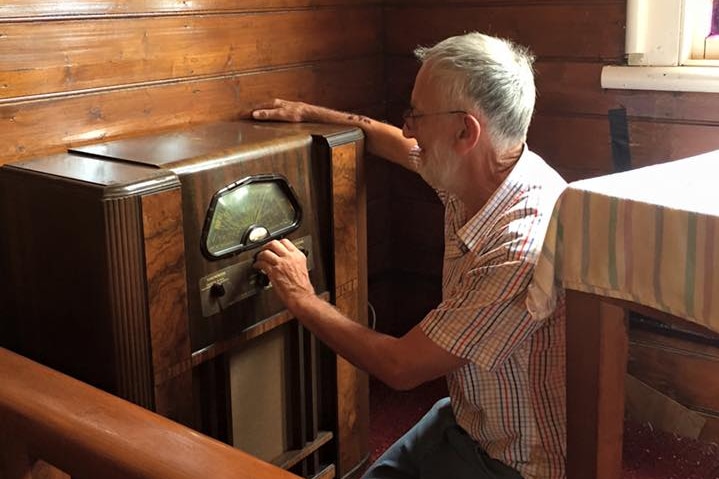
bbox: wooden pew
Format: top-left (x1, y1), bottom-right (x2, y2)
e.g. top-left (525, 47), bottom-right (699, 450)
top-left (0, 347), bottom-right (300, 479)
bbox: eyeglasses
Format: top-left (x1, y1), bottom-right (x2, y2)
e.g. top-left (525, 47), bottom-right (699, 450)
top-left (402, 109), bottom-right (466, 130)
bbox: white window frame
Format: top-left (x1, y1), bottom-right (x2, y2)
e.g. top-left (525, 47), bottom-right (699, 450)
top-left (601, 0), bottom-right (719, 93)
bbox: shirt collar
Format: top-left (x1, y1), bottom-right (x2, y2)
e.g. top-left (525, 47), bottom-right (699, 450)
top-left (453, 145), bottom-right (530, 252)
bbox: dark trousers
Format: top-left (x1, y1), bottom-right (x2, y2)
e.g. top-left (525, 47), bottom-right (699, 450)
top-left (362, 397), bottom-right (523, 479)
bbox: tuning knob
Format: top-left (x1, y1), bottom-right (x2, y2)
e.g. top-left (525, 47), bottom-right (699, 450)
top-left (256, 271), bottom-right (270, 288)
top-left (209, 283), bottom-right (226, 298)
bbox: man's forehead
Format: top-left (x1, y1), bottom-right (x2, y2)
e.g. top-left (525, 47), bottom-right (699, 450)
top-left (411, 63), bottom-right (437, 106)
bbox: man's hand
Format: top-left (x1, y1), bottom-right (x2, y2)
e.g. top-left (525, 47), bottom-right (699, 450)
top-left (253, 239), bottom-right (315, 310)
top-left (251, 98), bottom-right (417, 171)
top-left (252, 98), bottom-right (310, 123)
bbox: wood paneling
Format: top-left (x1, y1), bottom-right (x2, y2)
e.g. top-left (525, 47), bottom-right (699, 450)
top-left (0, 0), bottom-right (378, 19)
top-left (384, 4), bottom-right (625, 60)
top-left (0, 2), bottom-right (384, 166)
top-left (0, 9), bottom-right (381, 99)
top-left (628, 122), bottom-right (719, 168)
top-left (0, 57), bottom-right (383, 163)
top-left (528, 114), bottom-right (614, 174)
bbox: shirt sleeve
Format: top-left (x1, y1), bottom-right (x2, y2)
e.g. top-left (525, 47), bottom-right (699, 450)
top-left (419, 259), bottom-right (549, 372)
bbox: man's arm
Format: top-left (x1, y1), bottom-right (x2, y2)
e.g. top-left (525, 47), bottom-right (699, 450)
top-left (252, 99), bottom-right (418, 171)
top-left (254, 238), bottom-right (466, 390)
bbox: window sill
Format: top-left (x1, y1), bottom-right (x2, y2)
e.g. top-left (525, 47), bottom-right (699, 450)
top-left (601, 65), bottom-right (719, 93)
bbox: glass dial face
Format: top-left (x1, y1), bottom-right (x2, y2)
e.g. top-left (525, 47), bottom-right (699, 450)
top-left (202, 175), bottom-right (301, 259)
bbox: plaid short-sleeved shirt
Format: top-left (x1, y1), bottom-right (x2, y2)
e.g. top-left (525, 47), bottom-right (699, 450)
top-left (419, 147), bottom-right (567, 479)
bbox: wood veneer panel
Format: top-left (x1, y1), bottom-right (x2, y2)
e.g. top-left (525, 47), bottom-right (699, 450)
top-left (141, 188), bottom-right (190, 376)
top-left (332, 142), bottom-right (361, 293)
top-left (140, 188), bottom-right (193, 422)
top-left (384, 4), bottom-right (624, 60)
top-left (0, 0), bottom-right (379, 19)
top-left (330, 141), bottom-right (370, 477)
top-left (0, 57), bottom-right (383, 164)
top-left (0, 8), bottom-right (382, 100)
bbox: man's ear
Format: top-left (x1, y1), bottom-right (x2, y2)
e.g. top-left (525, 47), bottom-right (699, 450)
top-left (454, 113), bottom-right (481, 155)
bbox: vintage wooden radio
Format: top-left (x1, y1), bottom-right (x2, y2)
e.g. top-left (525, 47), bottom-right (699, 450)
top-left (0, 121), bottom-right (369, 479)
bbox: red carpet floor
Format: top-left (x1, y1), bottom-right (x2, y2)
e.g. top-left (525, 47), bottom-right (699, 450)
top-left (368, 378), bottom-right (719, 478)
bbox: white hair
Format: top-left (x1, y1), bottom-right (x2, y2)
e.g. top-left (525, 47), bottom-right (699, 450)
top-left (415, 32), bottom-right (536, 154)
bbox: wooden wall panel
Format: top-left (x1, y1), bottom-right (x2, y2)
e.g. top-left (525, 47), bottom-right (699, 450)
top-left (0, 9), bottom-right (381, 99)
top-left (0, 0), bottom-right (378, 19)
top-left (628, 122), bottom-right (719, 168)
top-left (384, 4), bottom-right (625, 59)
top-left (528, 115), bottom-right (614, 173)
top-left (0, 3), bottom-right (384, 165)
top-left (0, 58), bottom-right (383, 162)
top-left (615, 90), bottom-right (719, 169)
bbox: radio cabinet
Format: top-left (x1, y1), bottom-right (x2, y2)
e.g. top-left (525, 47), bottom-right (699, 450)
top-left (0, 121), bottom-right (369, 479)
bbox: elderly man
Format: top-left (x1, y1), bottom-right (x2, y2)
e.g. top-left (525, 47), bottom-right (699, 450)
top-left (252, 32), bottom-right (567, 479)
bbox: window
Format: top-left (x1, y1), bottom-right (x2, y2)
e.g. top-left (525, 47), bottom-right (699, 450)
top-left (685, 0), bottom-right (719, 62)
top-left (601, 0), bottom-right (719, 92)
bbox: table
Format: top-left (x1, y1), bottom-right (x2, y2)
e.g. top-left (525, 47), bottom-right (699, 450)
top-left (528, 149), bottom-right (719, 479)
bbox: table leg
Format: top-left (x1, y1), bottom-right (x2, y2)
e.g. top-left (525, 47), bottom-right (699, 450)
top-left (566, 291), bottom-right (628, 479)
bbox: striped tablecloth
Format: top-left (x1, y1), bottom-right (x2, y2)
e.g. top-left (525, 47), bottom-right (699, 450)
top-left (528, 149), bottom-right (719, 333)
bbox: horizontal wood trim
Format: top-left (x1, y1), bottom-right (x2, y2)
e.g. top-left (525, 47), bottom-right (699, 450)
top-left (0, 8), bottom-right (382, 100)
top-left (310, 464), bottom-right (336, 479)
top-left (0, 347), bottom-right (300, 479)
top-left (0, 57), bottom-right (383, 164)
top-left (155, 292), bottom-right (331, 384)
top-left (0, 0), bottom-right (379, 20)
top-left (384, 4), bottom-right (624, 60)
top-left (270, 430), bottom-right (333, 470)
